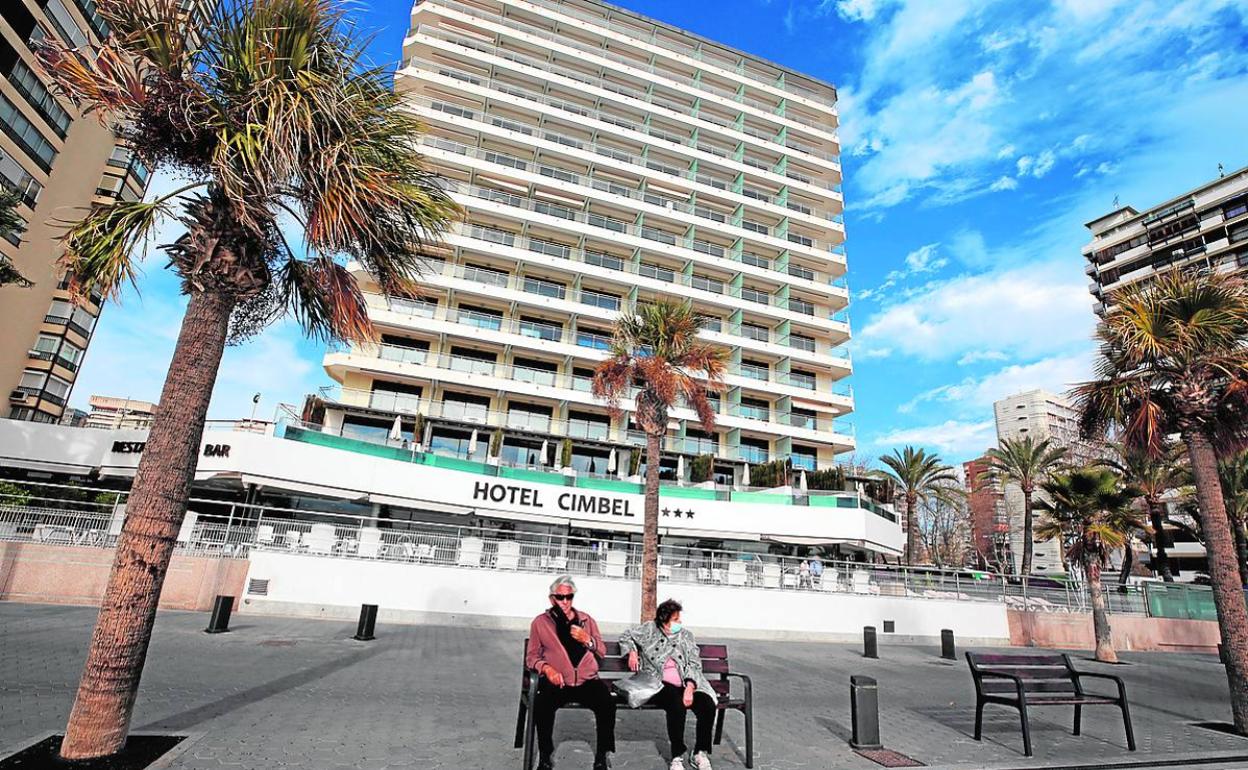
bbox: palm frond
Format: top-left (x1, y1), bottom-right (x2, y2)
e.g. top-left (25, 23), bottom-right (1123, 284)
top-left (277, 257), bottom-right (373, 343)
top-left (58, 198), bottom-right (172, 302)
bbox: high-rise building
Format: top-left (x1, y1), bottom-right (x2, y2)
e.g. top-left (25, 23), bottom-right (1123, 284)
top-left (963, 455), bottom-right (1009, 572)
top-left (0, 1), bottom-right (211, 424)
top-left (318, 0), bottom-right (853, 483)
top-left (84, 395), bottom-right (157, 431)
top-left (1083, 165), bottom-right (1248, 315)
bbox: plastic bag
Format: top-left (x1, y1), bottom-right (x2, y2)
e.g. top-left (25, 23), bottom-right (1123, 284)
top-left (615, 671), bottom-right (663, 708)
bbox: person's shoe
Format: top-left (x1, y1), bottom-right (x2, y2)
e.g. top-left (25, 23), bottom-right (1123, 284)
top-left (669, 757), bottom-right (686, 770)
top-left (691, 751), bottom-right (713, 770)
top-left (537, 756), bottom-right (553, 770)
top-left (592, 753), bottom-right (610, 770)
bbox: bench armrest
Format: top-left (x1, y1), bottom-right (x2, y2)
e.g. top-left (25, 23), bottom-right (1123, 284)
top-left (725, 672), bottom-right (753, 704)
top-left (1071, 671), bottom-right (1128, 701)
top-left (976, 670), bottom-right (1027, 703)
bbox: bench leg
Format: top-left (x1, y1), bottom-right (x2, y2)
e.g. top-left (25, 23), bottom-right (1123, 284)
top-left (744, 705), bottom-right (754, 769)
top-left (514, 698), bottom-right (528, 749)
top-left (1019, 705), bottom-right (1033, 758)
top-left (714, 708), bottom-right (726, 745)
top-left (974, 699), bottom-right (984, 741)
top-left (1121, 700), bottom-right (1136, 751)
top-left (1073, 704), bottom-right (1081, 736)
top-left (523, 697), bottom-right (537, 770)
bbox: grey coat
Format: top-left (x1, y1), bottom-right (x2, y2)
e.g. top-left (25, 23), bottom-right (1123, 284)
top-left (619, 621), bottom-right (716, 700)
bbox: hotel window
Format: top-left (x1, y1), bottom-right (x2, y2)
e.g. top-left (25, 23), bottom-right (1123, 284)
top-left (739, 360), bottom-right (769, 381)
top-left (0, 145), bottom-right (43, 206)
top-left (739, 398), bottom-right (770, 422)
top-left (512, 357), bottom-right (558, 386)
top-left (740, 322), bottom-right (769, 342)
top-left (0, 92), bottom-right (56, 171)
top-left (57, 340), bottom-right (84, 370)
top-left (585, 250), bottom-right (624, 271)
top-left (740, 286), bottom-right (770, 305)
top-left (523, 275), bottom-right (566, 299)
top-left (691, 274), bottom-right (724, 294)
top-left (70, 306), bottom-right (97, 335)
top-left (17, 369), bottom-right (45, 396)
top-left (457, 304), bottom-right (503, 331)
top-left (7, 59), bottom-right (71, 137)
top-left (576, 326), bottom-right (612, 350)
top-left (788, 369), bottom-right (817, 390)
top-left (449, 346), bottom-right (497, 376)
top-left (378, 335), bottom-right (429, 365)
top-left (506, 402), bottom-right (552, 432)
top-left (791, 446), bottom-right (817, 471)
top-left (739, 437), bottom-right (769, 465)
top-left (790, 407), bottom-right (818, 430)
top-left (40, 0), bottom-right (89, 48)
top-left (441, 392), bottom-right (490, 422)
top-left (369, 382), bottom-right (421, 413)
top-left (518, 316), bottom-right (562, 341)
top-left (789, 333), bottom-right (816, 352)
top-left (580, 288), bottom-right (620, 311)
top-left (30, 334), bottom-right (60, 361)
top-left (639, 262), bottom-right (676, 282)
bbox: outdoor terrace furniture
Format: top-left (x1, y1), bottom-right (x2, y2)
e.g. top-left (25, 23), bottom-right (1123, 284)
top-left (176, 511), bottom-right (199, 548)
top-left (761, 563), bottom-right (781, 588)
top-left (852, 570), bottom-right (872, 594)
top-left (603, 549), bottom-right (627, 578)
top-left (514, 640), bottom-right (753, 770)
top-left (306, 523), bottom-right (335, 555)
top-left (966, 651), bottom-right (1135, 757)
top-left (33, 524), bottom-right (75, 544)
top-left (818, 569), bottom-right (840, 591)
top-left (496, 540), bottom-right (521, 570)
top-left (459, 536), bottom-right (485, 567)
top-left (727, 561), bottom-right (747, 586)
top-left (256, 524), bottom-right (276, 547)
top-left (357, 528), bottom-right (382, 558)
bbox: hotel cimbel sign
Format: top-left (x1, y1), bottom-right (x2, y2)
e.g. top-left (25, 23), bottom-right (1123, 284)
top-left (470, 480), bottom-right (702, 522)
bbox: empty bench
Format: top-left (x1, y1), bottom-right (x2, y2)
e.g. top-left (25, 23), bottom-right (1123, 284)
top-left (966, 651), bottom-right (1135, 757)
top-left (515, 640), bottom-right (753, 770)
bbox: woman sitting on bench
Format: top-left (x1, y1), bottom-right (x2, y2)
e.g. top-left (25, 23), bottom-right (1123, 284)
top-left (621, 599), bottom-right (717, 770)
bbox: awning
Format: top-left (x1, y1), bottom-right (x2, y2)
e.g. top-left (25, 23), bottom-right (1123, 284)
top-left (662, 528), bottom-right (760, 541)
top-left (367, 493), bottom-right (474, 515)
top-left (762, 534), bottom-right (903, 555)
top-left (240, 474), bottom-right (368, 502)
top-left (1, 455), bottom-right (96, 475)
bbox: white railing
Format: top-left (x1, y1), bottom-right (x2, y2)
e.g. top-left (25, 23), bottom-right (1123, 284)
top-left (0, 482), bottom-right (1146, 614)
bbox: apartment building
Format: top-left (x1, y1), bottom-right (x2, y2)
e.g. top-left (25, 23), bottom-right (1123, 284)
top-left (0, 1), bottom-right (210, 424)
top-left (1084, 165), bottom-right (1248, 314)
top-left (319, 0), bottom-right (853, 484)
top-left (963, 455), bottom-right (1009, 572)
top-left (83, 395), bottom-right (157, 431)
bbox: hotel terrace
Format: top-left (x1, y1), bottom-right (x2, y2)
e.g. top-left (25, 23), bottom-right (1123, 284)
top-left (316, 0), bottom-right (854, 488)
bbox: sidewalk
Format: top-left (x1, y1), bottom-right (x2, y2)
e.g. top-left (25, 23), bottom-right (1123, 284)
top-left (2, 603), bottom-right (1247, 769)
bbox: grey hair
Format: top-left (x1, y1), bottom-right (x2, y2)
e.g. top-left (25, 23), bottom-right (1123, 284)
top-left (549, 574), bottom-right (577, 594)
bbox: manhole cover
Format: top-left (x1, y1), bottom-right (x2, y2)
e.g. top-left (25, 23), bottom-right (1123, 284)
top-left (853, 748), bottom-right (924, 767)
top-left (259, 639), bottom-right (297, 647)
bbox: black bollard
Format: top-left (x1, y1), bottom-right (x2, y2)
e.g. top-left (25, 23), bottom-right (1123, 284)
top-left (941, 629), bottom-right (956, 660)
top-left (353, 604), bottom-right (378, 641)
top-left (850, 675), bottom-right (882, 750)
top-left (205, 595), bottom-right (233, 634)
top-left (863, 625), bottom-right (878, 659)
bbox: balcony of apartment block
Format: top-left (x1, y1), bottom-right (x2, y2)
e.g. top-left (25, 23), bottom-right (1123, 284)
top-left (429, 145), bottom-right (845, 266)
top-left (410, 93), bottom-right (844, 228)
top-left (409, 2), bottom-right (840, 147)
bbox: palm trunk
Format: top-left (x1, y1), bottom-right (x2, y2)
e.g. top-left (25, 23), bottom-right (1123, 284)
top-left (639, 431), bottom-right (661, 623)
top-left (60, 291), bottom-right (235, 760)
top-left (1149, 499), bottom-right (1175, 582)
top-left (905, 492), bottom-right (918, 565)
top-left (1184, 430), bottom-right (1248, 733)
top-left (1087, 561), bottom-right (1117, 663)
top-left (1021, 488), bottom-right (1034, 576)
top-left (1231, 512), bottom-right (1248, 588)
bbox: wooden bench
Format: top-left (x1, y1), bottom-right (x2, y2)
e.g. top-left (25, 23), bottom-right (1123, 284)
top-left (514, 640), bottom-right (753, 770)
top-left (966, 651), bottom-right (1135, 757)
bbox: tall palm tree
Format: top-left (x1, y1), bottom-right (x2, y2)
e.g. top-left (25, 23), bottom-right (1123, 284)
top-left (592, 300), bottom-right (726, 621)
top-left (1220, 449), bottom-right (1248, 586)
top-left (1035, 467), bottom-right (1141, 663)
top-left (0, 189), bottom-right (30, 287)
top-left (978, 436), bottom-right (1068, 575)
top-left (39, 0), bottom-right (457, 759)
top-left (1076, 270), bottom-right (1248, 731)
top-left (879, 446), bottom-right (958, 564)
top-left (1106, 446), bottom-right (1188, 582)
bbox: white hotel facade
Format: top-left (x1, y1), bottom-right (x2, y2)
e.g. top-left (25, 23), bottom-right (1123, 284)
top-left (319, 0), bottom-right (854, 484)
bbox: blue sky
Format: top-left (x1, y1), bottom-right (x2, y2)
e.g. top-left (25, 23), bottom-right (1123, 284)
top-left (69, 0), bottom-right (1248, 463)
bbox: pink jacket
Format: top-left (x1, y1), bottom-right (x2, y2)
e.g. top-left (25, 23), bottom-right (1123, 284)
top-left (526, 608), bottom-right (606, 687)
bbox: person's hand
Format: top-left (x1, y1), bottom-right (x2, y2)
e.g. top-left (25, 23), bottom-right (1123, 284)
top-left (569, 624), bottom-right (590, 645)
top-left (683, 683), bottom-right (695, 707)
top-left (544, 665), bottom-right (564, 687)
top-left (628, 650), bottom-right (639, 672)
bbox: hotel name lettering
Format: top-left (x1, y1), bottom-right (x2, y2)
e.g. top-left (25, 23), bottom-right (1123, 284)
top-left (473, 482), bottom-right (635, 518)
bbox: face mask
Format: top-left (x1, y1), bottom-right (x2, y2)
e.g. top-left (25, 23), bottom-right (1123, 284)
top-left (668, 623), bottom-right (683, 634)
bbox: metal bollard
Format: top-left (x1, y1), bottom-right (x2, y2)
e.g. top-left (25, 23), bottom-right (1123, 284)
top-left (850, 675), bottom-right (882, 750)
top-left (205, 595), bottom-right (233, 634)
top-left (941, 629), bottom-right (956, 660)
top-left (353, 604), bottom-right (378, 641)
top-left (863, 626), bottom-right (878, 659)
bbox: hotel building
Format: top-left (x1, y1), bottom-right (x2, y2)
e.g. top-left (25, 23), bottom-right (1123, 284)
top-left (1084, 165), bottom-right (1248, 315)
top-left (319, 0), bottom-right (854, 488)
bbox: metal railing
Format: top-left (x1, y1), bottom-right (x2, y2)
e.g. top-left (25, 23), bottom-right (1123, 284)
top-left (0, 481), bottom-right (1152, 615)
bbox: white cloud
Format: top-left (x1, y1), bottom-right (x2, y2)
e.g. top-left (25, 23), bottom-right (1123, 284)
top-left (989, 175), bottom-right (1018, 191)
top-left (901, 351), bottom-right (1093, 414)
top-left (872, 419), bottom-right (998, 457)
top-left (1030, 149), bottom-right (1057, 177)
top-left (856, 242), bottom-right (948, 301)
top-left (957, 350), bottom-right (1010, 366)
top-left (828, 0), bottom-right (890, 22)
top-left (856, 260), bottom-right (1096, 362)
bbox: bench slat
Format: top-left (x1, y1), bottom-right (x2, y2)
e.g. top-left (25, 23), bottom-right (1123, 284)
top-left (983, 680), bottom-right (1077, 694)
top-left (980, 667), bottom-right (1072, 679)
top-left (970, 653), bottom-right (1067, 666)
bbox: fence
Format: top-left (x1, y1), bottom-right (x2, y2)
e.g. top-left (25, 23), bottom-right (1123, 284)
top-left (0, 479), bottom-right (1220, 618)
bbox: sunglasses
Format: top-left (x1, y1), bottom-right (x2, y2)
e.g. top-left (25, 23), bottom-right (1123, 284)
top-left (551, 593), bottom-right (575, 602)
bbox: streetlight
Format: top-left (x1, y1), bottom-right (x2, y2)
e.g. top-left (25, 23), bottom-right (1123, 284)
top-left (250, 393), bottom-right (261, 423)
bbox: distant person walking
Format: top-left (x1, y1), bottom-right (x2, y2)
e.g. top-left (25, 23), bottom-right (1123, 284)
top-left (526, 575), bottom-right (615, 770)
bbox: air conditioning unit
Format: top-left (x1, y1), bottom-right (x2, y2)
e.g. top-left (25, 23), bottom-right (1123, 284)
top-left (9, 390), bottom-right (28, 403)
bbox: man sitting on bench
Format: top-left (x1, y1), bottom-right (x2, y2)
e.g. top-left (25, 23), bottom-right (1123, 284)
top-left (526, 575), bottom-right (615, 770)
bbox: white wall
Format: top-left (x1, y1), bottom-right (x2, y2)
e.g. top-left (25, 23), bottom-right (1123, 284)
top-left (243, 551), bottom-right (1011, 643)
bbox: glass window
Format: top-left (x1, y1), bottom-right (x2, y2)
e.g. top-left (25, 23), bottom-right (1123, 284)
top-left (71, 306), bottom-right (96, 334)
top-left (519, 316), bottom-right (562, 341)
top-left (57, 340), bottom-right (83, 367)
top-left (0, 92), bottom-right (57, 170)
top-left (18, 369), bottom-right (45, 391)
top-left (43, 374), bottom-right (70, 399)
top-left (31, 334), bottom-right (59, 356)
top-left (740, 323), bottom-right (769, 342)
top-left (523, 276), bottom-right (566, 299)
top-left (41, 0), bottom-right (88, 48)
top-left (788, 369), bottom-right (816, 390)
top-left (390, 297), bottom-right (436, 317)
top-left (8, 60), bottom-right (71, 137)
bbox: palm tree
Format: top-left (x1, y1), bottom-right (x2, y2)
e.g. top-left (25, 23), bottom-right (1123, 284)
top-left (879, 447), bottom-right (958, 564)
top-left (592, 300), bottom-right (726, 620)
top-left (0, 189), bottom-right (30, 287)
top-left (1106, 446), bottom-right (1188, 582)
top-left (978, 436), bottom-right (1068, 575)
top-left (38, 0), bottom-right (457, 759)
top-left (1076, 270), bottom-right (1248, 731)
top-left (1220, 449), bottom-right (1248, 586)
top-left (1035, 467), bottom-right (1141, 663)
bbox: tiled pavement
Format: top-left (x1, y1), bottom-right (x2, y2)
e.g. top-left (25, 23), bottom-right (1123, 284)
top-left (3, 603), bottom-right (1248, 770)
